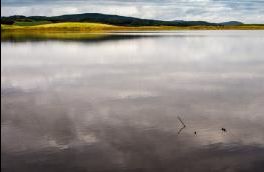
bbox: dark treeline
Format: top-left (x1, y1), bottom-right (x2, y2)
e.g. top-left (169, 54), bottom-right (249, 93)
top-left (1, 13), bottom-right (244, 26)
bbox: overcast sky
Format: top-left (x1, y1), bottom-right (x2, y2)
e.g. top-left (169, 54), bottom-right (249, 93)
top-left (1, 0), bottom-right (264, 23)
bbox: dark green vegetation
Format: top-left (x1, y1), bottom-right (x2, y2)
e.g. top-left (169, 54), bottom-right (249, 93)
top-left (1, 13), bottom-right (246, 27)
top-left (14, 21), bottom-right (52, 26)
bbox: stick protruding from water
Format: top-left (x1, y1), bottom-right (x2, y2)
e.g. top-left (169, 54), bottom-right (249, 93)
top-left (177, 116), bottom-right (186, 127)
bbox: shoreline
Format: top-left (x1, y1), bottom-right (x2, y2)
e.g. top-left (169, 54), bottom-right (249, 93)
top-left (2, 22), bottom-right (264, 33)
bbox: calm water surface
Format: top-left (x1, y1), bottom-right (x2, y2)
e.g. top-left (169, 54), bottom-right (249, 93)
top-left (1, 31), bottom-right (264, 172)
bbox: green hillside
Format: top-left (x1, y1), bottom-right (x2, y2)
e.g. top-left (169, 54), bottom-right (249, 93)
top-left (1, 13), bottom-right (241, 27)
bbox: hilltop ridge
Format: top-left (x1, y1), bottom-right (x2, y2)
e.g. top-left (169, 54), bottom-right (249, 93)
top-left (1, 13), bottom-right (245, 27)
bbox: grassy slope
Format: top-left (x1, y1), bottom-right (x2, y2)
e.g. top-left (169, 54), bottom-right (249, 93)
top-left (2, 22), bottom-right (121, 32)
top-left (2, 22), bottom-right (264, 32)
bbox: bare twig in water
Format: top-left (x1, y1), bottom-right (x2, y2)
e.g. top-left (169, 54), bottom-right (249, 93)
top-left (177, 116), bottom-right (186, 135)
top-left (177, 116), bottom-right (186, 127)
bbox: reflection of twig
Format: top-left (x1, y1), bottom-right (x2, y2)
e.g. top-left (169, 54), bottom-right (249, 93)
top-left (178, 125), bottom-right (186, 135)
top-left (177, 116), bottom-right (186, 127)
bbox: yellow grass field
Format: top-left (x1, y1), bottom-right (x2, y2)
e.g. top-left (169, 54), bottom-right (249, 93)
top-left (2, 22), bottom-right (264, 33)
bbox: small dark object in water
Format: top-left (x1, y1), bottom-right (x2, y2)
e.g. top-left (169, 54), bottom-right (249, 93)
top-left (221, 128), bottom-right (227, 132)
top-left (194, 131), bottom-right (197, 135)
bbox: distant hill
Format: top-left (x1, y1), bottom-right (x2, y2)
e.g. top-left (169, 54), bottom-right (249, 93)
top-left (219, 21), bottom-right (243, 26)
top-left (1, 13), bottom-right (244, 27)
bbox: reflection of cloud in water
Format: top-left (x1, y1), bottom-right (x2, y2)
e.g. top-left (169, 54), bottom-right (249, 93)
top-left (2, 32), bottom-right (264, 91)
top-left (2, 31), bottom-right (264, 172)
top-left (2, 116), bottom-right (264, 172)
